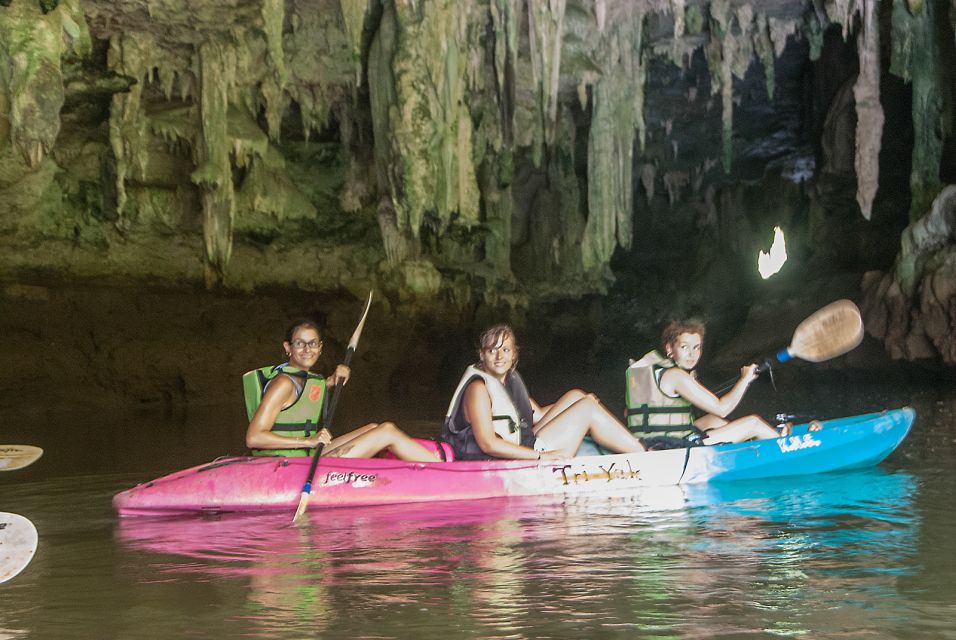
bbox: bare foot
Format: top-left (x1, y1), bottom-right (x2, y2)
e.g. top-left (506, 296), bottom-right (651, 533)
top-left (808, 420), bottom-right (823, 432)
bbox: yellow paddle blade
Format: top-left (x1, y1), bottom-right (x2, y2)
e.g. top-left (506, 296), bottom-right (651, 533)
top-left (788, 299), bottom-right (864, 363)
top-left (0, 445), bottom-right (43, 472)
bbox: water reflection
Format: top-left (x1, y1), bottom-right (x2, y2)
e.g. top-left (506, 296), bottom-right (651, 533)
top-left (114, 468), bottom-right (922, 638)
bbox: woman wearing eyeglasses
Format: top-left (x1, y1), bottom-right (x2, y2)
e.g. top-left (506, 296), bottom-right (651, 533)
top-left (244, 318), bottom-right (440, 461)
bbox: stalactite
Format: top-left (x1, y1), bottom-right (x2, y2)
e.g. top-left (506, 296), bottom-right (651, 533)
top-left (731, 5), bottom-right (754, 79)
top-left (285, 1), bottom-right (353, 140)
top-left (635, 38), bottom-right (648, 152)
top-left (705, 0), bottom-right (735, 174)
top-left (753, 13), bottom-right (775, 100)
top-left (671, 0), bottom-right (685, 62)
top-left (548, 108), bottom-right (582, 279)
top-left (0, 0), bottom-right (89, 168)
top-left (854, 0), bottom-right (883, 220)
top-left (194, 40), bottom-right (236, 288)
top-left (826, 0), bottom-right (856, 39)
top-left (108, 33), bottom-right (153, 218)
top-left (718, 33), bottom-right (734, 174)
top-left (260, 0), bottom-right (287, 140)
top-left (581, 8), bottom-right (645, 275)
top-left (478, 149), bottom-right (515, 282)
top-left (663, 170), bottom-right (689, 207)
top-left (377, 196), bottom-right (418, 268)
top-left (803, 11), bottom-right (824, 61)
top-left (491, 0), bottom-right (519, 146)
top-left (339, 0), bottom-right (367, 88)
top-left (157, 66), bottom-right (176, 101)
top-left (891, 0), bottom-right (944, 222)
top-left (368, 0), bottom-right (481, 248)
top-left (640, 162), bottom-right (656, 203)
top-left (583, 79), bottom-right (625, 274)
top-left (527, 0), bottom-right (566, 165)
top-left (769, 16), bottom-right (799, 57)
top-left (368, 2), bottom-right (414, 266)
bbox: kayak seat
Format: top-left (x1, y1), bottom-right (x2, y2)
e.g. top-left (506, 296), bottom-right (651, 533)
top-left (377, 438), bottom-right (454, 462)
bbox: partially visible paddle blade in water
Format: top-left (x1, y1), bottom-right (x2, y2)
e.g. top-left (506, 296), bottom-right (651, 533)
top-left (0, 445), bottom-right (43, 472)
top-left (0, 512), bottom-right (38, 583)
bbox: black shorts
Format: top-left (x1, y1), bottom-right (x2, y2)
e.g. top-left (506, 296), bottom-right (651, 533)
top-left (640, 435), bottom-right (705, 451)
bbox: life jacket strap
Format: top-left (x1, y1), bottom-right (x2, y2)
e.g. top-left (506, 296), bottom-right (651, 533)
top-left (625, 404), bottom-right (703, 437)
top-left (433, 438), bottom-right (447, 462)
top-left (625, 404), bottom-right (693, 428)
top-left (625, 405), bottom-right (693, 415)
top-left (491, 414), bottom-right (519, 434)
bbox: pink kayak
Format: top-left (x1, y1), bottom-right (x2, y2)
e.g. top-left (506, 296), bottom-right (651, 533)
top-left (113, 409), bottom-right (914, 516)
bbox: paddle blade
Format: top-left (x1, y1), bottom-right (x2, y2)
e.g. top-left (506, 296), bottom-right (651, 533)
top-left (787, 299), bottom-right (864, 363)
top-left (292, 490), bottom-right (311, 525)
top-left (347, 291), bottom-right (373, 351)
top-left (0, 512), bottom-right (38, 584)
top-left (0, 445), bottom-right (43, 472)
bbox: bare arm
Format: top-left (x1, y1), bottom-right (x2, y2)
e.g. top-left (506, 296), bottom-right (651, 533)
top-left (463, 380), bottom-right (540, 460)
top-left (245, 376), bottom-right (330, 450)
top-left (660, 364), bottom-right (758, 419)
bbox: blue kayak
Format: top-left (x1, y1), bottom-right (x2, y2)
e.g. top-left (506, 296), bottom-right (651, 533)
top-left (678, 407), bottom-right (915, 484)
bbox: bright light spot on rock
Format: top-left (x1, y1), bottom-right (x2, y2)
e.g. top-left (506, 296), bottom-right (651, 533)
top-left (758, 226), bottom-right (788, 279)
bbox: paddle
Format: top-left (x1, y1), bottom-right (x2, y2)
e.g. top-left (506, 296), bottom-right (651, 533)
top-left (292, 291), bottom-right (373, 524)
top-left (755, 299), bottom-right (864, 373)
top-left (711, 299), bottom-right (865, 395)
top-left (0, 445), bottom-right (43, 472)
top-left (0, 512), bottom-right (38, 584)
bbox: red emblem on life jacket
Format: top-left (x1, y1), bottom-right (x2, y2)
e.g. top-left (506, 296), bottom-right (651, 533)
top-left (309, 384), bottom-right (323, 402)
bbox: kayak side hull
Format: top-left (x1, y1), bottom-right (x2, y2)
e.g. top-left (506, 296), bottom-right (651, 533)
top-left (113, 408), bottom-right (915, 516)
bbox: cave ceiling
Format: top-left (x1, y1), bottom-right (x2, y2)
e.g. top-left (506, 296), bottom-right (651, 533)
top-left (1, 0), bottom-right (950, 318)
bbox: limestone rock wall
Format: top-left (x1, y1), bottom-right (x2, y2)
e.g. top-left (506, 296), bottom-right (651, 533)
top-left (0, 0), bottom-right (953, 365)
top-left (863, 186), bottom-right (956, 364)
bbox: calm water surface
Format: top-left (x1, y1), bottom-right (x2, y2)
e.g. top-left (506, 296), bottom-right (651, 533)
top-left (2, 374), bottom-right (955, 639)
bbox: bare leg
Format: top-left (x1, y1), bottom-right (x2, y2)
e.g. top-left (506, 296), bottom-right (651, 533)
top-left (699, 414), bottom-right (780, 445)
top-left (533, 389), bottom-right (588, 434)
top-left (325, 422), bottom-right (440, 462)
top-left (695, 414), bottom-right (727, 430)
top-left (323, 421), bottom-right (381, 449)
top-left (535, 396), bottom-right (645, 457)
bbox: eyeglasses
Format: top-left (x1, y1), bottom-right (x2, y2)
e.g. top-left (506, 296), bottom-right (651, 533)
top-left (291, 339), bottom-right (322, 351)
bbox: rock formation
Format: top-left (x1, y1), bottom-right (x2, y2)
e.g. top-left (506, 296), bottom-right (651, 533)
top-left (0, 0), bottom-right (954, 364)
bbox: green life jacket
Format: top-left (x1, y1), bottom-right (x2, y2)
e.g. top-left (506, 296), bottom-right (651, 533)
top-left (625, 350), bottom-right (701, 440)
top-left (243, 364), bottom-right (327, 457)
